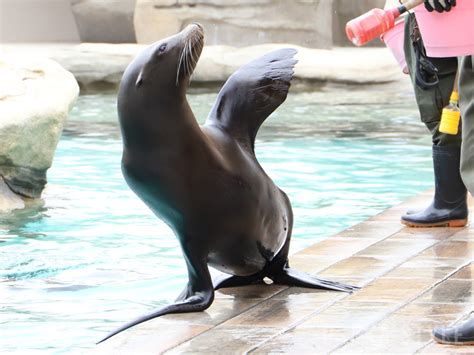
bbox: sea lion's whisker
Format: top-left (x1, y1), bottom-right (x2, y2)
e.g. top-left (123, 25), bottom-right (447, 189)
top-left (178, 39), bottom-right (190, 86)
top-left (186, 41), bottom-right (193, 82)
top-left (176, 56), bottom-right (182, 85)
top-left (190, 38), bottom-right (197, 63)
top-left (176, 29), bottom-right (204, 86)
top-left (189, 36), bottom-right (203, 84)
top-left (176, 45), bottom-right (186, 86)
top-left (182, 45), bottom-right (188, 79)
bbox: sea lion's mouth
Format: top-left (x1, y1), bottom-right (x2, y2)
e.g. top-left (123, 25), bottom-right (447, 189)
top-left (176, 23), bottom-right (204, 85)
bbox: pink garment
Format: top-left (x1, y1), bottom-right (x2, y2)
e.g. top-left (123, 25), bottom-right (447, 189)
top-left (381, 19), bottom-right (408, 74)
top-left (414, 0), bottom-right (474, 58)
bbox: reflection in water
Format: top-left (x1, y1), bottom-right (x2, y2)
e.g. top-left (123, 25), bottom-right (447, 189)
top-left (0, 201), bottom-right (47, 241)
top-left (0, 86), bottom-right (434, 352)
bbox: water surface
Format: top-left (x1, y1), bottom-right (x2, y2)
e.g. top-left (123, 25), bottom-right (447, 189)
top-left (0, 83), bottom-right (434, 352)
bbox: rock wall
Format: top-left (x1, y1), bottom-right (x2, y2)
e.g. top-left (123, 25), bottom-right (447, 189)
top-left (71, 0), bottom-right (137, 43)
top-left (0, 0), bottom-right (80, 43)
top-left (134, 0), bottom-right (387, 47)
top-left (134, 0), bottom-right (333, 48)
top-left (0, 55), bottom-right (79, 211)
top-left (0, 0), bottom-right (386, 47)
top-left (333, 0), bottom-right (385, 46)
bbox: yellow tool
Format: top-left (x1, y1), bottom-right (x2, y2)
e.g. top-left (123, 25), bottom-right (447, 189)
top-left (439, 71), bottom-right (461, 135)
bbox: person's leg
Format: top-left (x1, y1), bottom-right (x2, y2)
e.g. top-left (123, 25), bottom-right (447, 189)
top-left (459, 55), bottom-right (474, 194)
top-left (400, 13), bottom-right (467, 227)
top-left (403, 14), bottom-right (460, 146)
top-left (432, 56), bottom-right (474, 345)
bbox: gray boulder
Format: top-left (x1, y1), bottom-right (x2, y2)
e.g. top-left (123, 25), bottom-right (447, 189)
top-left (3, 43), bottom-right (404, 92)
top-left (0, 55), bottom-right (79, 212)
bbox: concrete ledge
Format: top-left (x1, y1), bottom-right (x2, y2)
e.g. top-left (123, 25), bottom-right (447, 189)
top-left (93, 190), bottom-right (474, 353)
top-left (1, 44), bottom-right (405, 91)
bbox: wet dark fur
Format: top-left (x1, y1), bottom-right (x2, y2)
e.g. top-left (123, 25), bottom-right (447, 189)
top-left (98, 23), bottom-right (358, 344)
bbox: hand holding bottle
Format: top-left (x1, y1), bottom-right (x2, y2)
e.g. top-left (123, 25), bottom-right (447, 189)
top-left (424, 0), bottom-right (456, 12)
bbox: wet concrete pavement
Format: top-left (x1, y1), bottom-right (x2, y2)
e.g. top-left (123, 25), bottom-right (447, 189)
top-left (94, 190), bottom-right (474, 354)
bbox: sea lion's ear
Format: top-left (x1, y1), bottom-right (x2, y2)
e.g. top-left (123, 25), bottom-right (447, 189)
top-left (136, 72), bottom-right (144, 88)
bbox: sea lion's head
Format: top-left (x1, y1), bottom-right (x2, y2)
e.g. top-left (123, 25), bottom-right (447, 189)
top-left (119, 23), bottom-right (204, 103)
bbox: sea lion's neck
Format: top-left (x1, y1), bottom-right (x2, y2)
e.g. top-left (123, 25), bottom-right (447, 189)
top-left (120, 94), bottom-right (202, 153)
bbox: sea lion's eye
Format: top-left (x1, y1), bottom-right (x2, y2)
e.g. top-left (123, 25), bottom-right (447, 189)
top-left (158, 44), bottom-right (167, 54)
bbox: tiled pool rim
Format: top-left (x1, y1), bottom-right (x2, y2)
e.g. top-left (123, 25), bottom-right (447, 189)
top-left (94, 189), bottom-right (474, 354)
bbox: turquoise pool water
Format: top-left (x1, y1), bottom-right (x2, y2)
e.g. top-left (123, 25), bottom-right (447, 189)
top-left (1, 84), bottom-right (433, 353)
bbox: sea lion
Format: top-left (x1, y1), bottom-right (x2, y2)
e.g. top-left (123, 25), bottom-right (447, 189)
top-left (99, 23), bottom-right (357, 343)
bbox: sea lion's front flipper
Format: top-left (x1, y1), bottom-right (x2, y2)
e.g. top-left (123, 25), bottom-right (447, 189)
top-left (205, 48), bottom-right (298, 152)
top-left (98, 241), bottom-right (214, 344)
top-left (97, 289), bottom-right (213, 344)
top-left (271, 266), bottom-right (360, 293)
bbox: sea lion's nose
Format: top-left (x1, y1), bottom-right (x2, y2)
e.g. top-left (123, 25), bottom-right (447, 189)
top-left (182, 22), bottom-right (203, 36)
top-left (191, 23), bottom-right (203, 30)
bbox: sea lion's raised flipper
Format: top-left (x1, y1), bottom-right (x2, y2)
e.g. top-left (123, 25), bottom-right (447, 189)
top-left (271, 266), bottom-right (360, 293)
top-left (205, 48), bottom-right (298, 152)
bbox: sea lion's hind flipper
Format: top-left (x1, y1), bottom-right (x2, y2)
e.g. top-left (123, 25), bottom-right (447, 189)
top-left (205, 48), bottom-right (298, 152)
top-left (212, 273), bottom-right (263, 290)
top-left (271, 266), bottom-right (360, 293)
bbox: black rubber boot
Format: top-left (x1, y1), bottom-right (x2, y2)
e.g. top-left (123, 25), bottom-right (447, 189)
top-left (433, 315), bottom-right (474, 345)
top-left (401, 145), bottom-right (468, 227)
